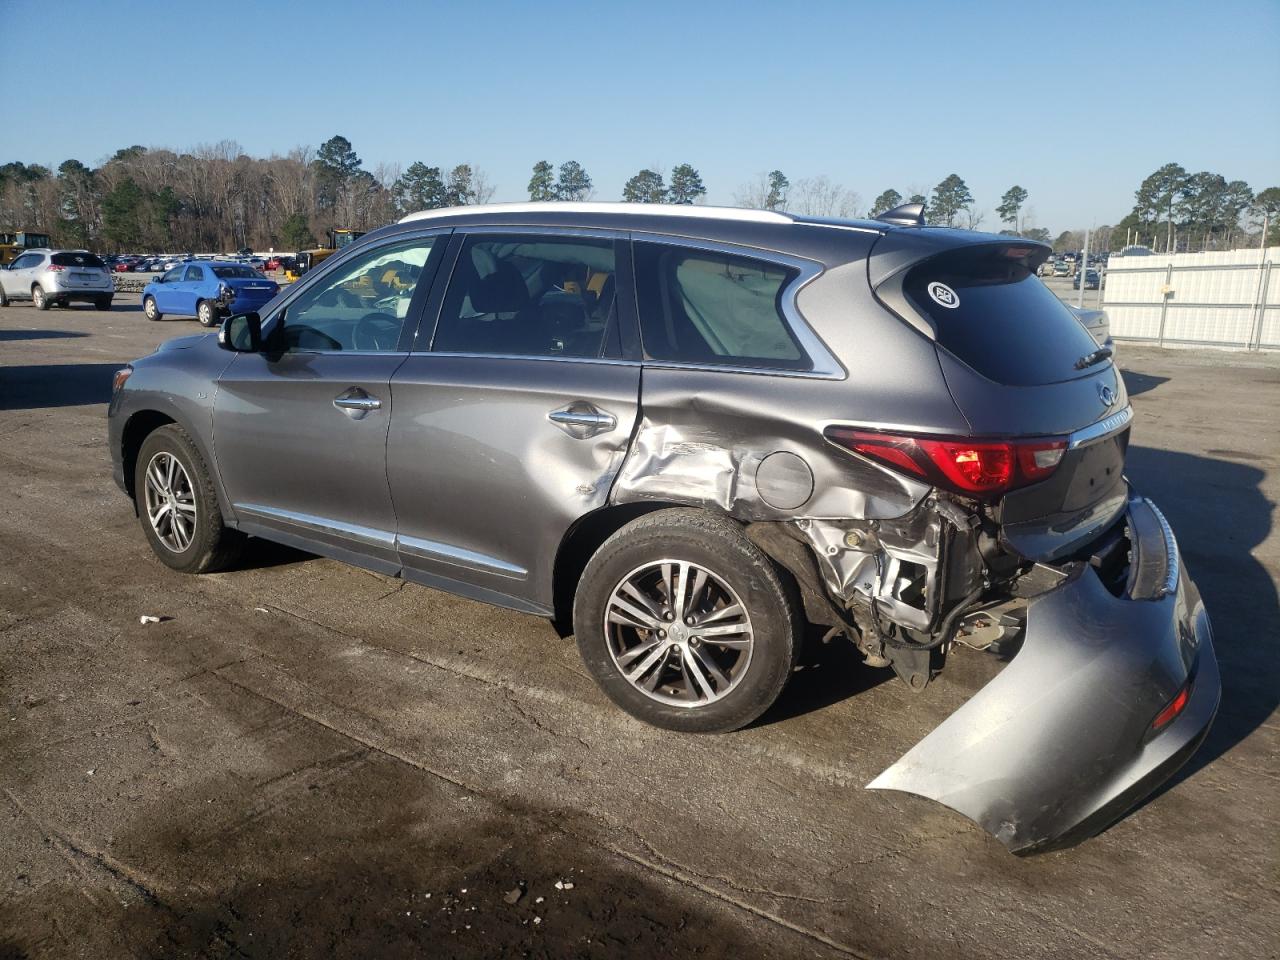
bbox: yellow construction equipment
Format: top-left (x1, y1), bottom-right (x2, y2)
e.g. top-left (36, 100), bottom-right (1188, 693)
top-left (283, 228), bottom-right (365, 282)
top-left (0, 231), bottom-right (53, 266)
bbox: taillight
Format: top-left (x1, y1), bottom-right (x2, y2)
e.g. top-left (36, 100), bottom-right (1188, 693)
top-left (826, 428), bottom-right (1067, 498)
top-left (46, 263), bottom-right (65, 272)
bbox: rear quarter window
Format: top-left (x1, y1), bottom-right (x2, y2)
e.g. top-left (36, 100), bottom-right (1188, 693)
top-left (52, 252), bottom-right (105, 268)
top-left (901, 245), bottom-right (1103, 386)
top-left (634, 242), bottom-right (809, 370)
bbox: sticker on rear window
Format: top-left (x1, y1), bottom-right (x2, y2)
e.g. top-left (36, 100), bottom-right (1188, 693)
top-left (928, 282), bottom-right (960, 309)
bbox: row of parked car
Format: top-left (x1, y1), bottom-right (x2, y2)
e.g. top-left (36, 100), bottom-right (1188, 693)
top-left (0, 248), bottom-right (278, 318)
top-left (105, 254), bottom-right (293, 274)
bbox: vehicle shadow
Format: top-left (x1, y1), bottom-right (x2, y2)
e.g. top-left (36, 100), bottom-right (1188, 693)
top-left (229, 537), bottom-right (316, 571)
top-left (754, 624), bottom-right (890, 726)
top-left (0, 329), bottom-right (89, 342)
top-left (1120, 369), bottom-right (1170, 396)
top-left (1125, 445), bottom-right (1278, 794)
top-left (0, 363), bottom-right (120, 410)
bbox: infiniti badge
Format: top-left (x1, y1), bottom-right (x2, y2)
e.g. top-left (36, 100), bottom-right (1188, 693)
top-left (1098, 384), bottom-right (1115, 406)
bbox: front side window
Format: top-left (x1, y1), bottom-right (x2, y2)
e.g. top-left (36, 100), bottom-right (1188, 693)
top-left (184, 265), bottom-right (204, 282)
top-left (634, 242), bottom-right (808, 370)
top-left (432, 234), bottom-right (618, 359)
top-left (162, 267), bottom-right (183, 284)
top-left (279, 236), bottom-right (437, 353)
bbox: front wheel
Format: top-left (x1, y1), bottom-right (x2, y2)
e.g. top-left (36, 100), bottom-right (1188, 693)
top-left (32, 285), bottom-right (49, 310)
top-left (134, 424), bottom-right (243, 574)
top-left (143, 296), bottom-right (162, 321)
top-left (196, 299), bottom-right (217, 327)
top-left (573, 509), bottom-right (801, 733)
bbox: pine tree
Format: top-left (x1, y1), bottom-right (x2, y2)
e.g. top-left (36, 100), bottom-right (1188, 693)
top-left (528, 161), bottom-right (555, 201)
top-left (667, 164), bottom-right (706, 205)
top-left (623, 169), bottom-right (666, 203)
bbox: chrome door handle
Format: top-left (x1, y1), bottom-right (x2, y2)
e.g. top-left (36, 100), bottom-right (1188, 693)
top-left (548, 403), bottom-right (617, 439)
top-left (333, 388), bottom-right (382, 419)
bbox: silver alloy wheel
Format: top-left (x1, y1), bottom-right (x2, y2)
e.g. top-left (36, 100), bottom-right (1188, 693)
top-left (198, 300), bottom-right (213, 326)
top-left (32, 286), bottom-right (44, 308)
top-left (143, 452), bottom-right (197, 552)
top-left (604, 559), bottom-right (754, 708)
top-left (144, 297), bottom-right (157, 319)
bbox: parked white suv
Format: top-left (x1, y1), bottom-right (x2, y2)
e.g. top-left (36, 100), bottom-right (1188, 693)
top-left (0, 249), bottom-right (114, 310)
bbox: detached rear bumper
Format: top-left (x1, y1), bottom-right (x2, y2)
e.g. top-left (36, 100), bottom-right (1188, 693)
top-left (868, 496), bottom-right (1219, 854)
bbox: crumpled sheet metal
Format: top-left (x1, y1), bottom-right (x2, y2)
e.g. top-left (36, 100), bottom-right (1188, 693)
top-left (611, 418), bottom-right (931, 522)
top-left (867, 551), bottom-right (1218, 854)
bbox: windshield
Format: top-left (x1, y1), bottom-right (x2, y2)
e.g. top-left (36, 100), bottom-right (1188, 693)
top-left (212, 265), bottom-right (260, 279)
top-left (903, 245), bottom-right (1104, 386)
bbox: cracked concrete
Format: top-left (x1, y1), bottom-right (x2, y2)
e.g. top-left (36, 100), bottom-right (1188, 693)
top-left (1, 299), bottom-right (1278, 958)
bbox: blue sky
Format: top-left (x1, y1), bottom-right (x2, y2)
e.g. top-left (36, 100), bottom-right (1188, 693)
top-left (3, 0), bottom-right (1277, 233)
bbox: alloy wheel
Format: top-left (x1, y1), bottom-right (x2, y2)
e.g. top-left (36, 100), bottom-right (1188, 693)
top-left (604, 559), bottom-right (754, 708)
top-left (143, 452), bottom-right (197, 552)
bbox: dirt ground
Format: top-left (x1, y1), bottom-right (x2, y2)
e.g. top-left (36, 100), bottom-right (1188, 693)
top-left (2, 295), bottom-right (1278, 959)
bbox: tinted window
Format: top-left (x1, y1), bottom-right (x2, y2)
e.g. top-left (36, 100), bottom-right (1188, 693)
top-left (634, 242), bottom-right (807, 369)
top-left (12, 254), bottom-right (41, 269)
top-left (902, 245), bottom-right (1104, 386)
top-left (432, 235), bottom-right (618, 359)
top-left (52, 252), bottom-right (105, 268)
top-left (184, 265), bottom-right (204, 282)
top-left (280, 236), bottom-right (437, 352)
top-left (212, 265), bottom-right (257, 279)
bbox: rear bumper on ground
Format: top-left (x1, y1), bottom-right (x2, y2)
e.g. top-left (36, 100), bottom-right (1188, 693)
top-left (868, 495), bottom-right (1219, 854)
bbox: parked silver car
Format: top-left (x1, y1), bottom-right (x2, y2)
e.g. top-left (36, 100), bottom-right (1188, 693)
top-left (0, 249), bottom-right (114, 310)
top-left (107, 202), bottom-right (1217, 854)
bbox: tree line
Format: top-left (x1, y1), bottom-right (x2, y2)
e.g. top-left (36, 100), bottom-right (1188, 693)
top-left (2, 135), bottom-right (1275, 253)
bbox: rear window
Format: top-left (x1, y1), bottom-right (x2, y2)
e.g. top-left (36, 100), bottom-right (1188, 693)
top-left (52, 252), bottom-right (105, 268)
top-left (212, 265), bottom-right (259, 279)
top-left (902, 245), bottom-right (1103, 386)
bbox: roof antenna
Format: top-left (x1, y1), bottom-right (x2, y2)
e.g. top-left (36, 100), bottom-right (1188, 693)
top-left (876, 202), bottom-right (926, 227)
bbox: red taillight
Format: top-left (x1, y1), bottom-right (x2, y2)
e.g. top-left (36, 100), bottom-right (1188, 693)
top-left (46, 263), bottom-right (65, 272)
top-left (1151, 682), bottom-right (1191, 733)
top-left (826, 428), bottom-right (1067, 498)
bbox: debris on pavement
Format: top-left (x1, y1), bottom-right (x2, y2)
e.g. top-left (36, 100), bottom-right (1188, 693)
top-left (504, 886), bottom-right (524, 905)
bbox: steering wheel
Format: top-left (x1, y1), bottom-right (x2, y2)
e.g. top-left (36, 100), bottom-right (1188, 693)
top-left (352, 312), bottom-right (401, 351)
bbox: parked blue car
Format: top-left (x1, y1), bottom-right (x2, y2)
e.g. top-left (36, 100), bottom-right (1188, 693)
top-left (142, 261), bottom-right (279, 327)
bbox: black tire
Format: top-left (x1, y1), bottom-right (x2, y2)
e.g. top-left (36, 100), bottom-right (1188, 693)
top-left (143, 296), bottom-right (162, 321)
top-left (32, 284), bottom-right (49, 310)
top-left (196, 299), bottom-right (217, 327)
top-left (0, 285), bottom-right (8, 307)
top-left (95, 296), bottom-right (113, 311)
top-left (134, 424), bottom-right (243, 574)
top-left (573, 508), bottom-right (802, 733)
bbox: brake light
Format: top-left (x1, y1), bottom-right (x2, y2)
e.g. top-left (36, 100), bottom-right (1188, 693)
top-left (826, 428), bottom-right (1067, 498)
top-left (1151, 681), bottom-right (1191, 733)
top-left (46, 263), bottom-right (65, 272)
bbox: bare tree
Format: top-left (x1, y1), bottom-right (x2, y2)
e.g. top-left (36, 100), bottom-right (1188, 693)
top-left (789, 176), bottom-right (860, 218)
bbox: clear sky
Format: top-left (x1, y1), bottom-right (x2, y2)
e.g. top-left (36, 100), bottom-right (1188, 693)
top-left (3, 0), bottom-right (1277, 233)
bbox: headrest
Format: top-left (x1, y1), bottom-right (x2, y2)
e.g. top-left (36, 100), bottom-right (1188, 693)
top-left (469, 253), bottom-right (529, 314)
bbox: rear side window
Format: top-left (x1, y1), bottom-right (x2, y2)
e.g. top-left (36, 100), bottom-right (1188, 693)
top-left (634, 242), bottom-right (808, 370)
top-left (52, 252), bottom-right (105, 268)
top-left (902, 246), bottom-right (1103, 386)
top-left (432, 234), bottom-right (619, 359)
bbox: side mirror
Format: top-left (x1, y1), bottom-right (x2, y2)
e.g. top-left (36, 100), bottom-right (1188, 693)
top-left (218, 312), bottom-right (262, 352)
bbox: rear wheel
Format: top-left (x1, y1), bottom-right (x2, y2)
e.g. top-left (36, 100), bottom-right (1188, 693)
top-left (143, 296), bottom-right (161, 321)
top-left (134, 424), bottom-right (243, 574)
top-left (197, 299), bottom-right (217, 327)
top-left (95, 296), bottom-right (112, 311)
top-left (0, 285), bottom-right (8, 307)
top-left (32, 285), bottom-right (49, 310)
top-left (573, 509), bottom-right (801, 733)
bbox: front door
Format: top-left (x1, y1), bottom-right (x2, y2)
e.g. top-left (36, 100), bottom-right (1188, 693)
top-left (154, 266), bottom-right (186, 313)
top-left (387, 230), bottom-right (640, 611)
top-left (212, 232), bottom-right (447, 569)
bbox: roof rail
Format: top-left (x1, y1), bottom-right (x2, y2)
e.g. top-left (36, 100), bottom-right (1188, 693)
top-left (399, 201), bottom-right (794, 225)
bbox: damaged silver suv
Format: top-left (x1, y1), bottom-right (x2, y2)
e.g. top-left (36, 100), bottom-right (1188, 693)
top-left (108, 201), bottom-right (1218, 853)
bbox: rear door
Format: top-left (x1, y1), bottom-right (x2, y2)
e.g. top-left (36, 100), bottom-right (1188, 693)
top-left (212, 231), bottom-right (448, 569)
top-left (386, 228), bottom-right (640, 612)
top-left (872, 238), bottom-right (1129, 559)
